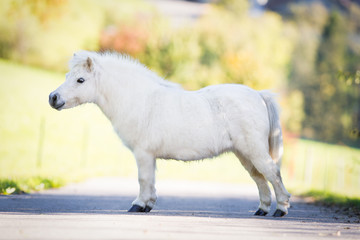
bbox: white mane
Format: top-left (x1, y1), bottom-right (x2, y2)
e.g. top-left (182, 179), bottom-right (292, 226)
top-left (70, 50), bottom-right (181, 89)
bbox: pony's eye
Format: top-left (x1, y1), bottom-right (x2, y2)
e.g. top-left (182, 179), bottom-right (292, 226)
top-left (77, 78), bottom-right (85, 84)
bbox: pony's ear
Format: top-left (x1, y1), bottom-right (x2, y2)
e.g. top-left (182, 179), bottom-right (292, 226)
top-left (85, 57), bottom-right (93, 72)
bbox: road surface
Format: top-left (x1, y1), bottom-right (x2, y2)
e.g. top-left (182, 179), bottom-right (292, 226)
top-left (0, 177), bottom-right (359, 239)
top-left (147, 0), bottom-right (208, 27)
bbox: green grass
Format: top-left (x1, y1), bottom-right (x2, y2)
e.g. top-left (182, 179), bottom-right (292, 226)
top-left (299, 190), bottom-right (360, 218)
top-left (302, 190), bottom-right (360, 207)
top-left (282, 138), bottom-right (360, 198)
top-left (1, 59), bottom-right (359, 203)
top-left (0, 177), bottom-right (63, 195)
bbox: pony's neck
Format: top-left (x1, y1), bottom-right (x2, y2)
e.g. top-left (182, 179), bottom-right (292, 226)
top-left (94, 63), bottom-right (161, 132)
top-left (92, 54), bottom-right (181, 147)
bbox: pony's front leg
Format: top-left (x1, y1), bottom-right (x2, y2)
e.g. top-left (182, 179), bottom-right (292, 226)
top-left (128, 150), bottom-right (157, 213)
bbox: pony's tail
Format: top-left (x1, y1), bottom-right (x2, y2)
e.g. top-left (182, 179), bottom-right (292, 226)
top-left (259, 90), bottom-right (283, 167)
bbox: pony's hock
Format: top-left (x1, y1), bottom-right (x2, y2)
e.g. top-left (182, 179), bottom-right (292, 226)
top-left (49, 50), bottom-right (291, 217)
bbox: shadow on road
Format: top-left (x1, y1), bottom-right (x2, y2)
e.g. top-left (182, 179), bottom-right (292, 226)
top-left (0, 193), bottom-right (341, 224)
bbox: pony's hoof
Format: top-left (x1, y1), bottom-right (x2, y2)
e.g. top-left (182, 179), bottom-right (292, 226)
top-left (144, 206), bottom-right (152, 212)
top-left (254, 208), bottom-right (268, 216)
top-left (128, 204), bottom-right (144, 212)
top-left (273, 209), bottom-right (286, 217)
top-left (128, 205), bottom-right (152, 212)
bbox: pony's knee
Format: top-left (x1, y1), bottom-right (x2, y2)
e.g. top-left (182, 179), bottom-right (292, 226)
top-left (249, 166), bottom-right (263, 178)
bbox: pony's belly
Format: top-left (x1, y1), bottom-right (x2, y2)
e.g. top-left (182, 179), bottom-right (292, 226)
top-left (158, 150), bottom-right (222, 161)
top-left (156, 137), bottom-right (233, 161)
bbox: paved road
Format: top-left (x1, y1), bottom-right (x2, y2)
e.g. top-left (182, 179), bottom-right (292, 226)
top-left (147, 0), bottom-right (208, 26)
top-left (0, 178), bottom-right (359, 240)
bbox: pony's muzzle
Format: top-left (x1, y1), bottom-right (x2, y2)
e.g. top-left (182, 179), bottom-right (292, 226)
top-left (49, 92), bottom-right (65, 110)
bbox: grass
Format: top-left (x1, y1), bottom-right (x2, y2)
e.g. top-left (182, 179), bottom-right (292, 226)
top-left (299, 190), bottom-right (360, 220)
top-left (0, 59), bottom-right (359, 206)
top-left (302, 190), bottom-right (360, 207)
top-left (0, 177), bottom-right (63, 195)
top-left (282, 138), bottom-right (360, 198)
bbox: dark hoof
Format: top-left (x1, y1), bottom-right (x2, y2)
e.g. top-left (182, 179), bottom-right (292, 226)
top-left (254, 208), bottom-right (268, 216)
top-left (144, 206), bottom-right (152, 212)
top-left (273, 209), bottom-right (286, 217)
top-left (128, 204), bottom-right (144, 212)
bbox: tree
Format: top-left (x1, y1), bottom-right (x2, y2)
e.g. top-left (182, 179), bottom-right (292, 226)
top-left (301, 10), bottom-right (359, 146)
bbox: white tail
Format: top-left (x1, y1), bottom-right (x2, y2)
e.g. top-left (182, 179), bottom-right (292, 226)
top-left (259, 90), bottom-right (283, 166)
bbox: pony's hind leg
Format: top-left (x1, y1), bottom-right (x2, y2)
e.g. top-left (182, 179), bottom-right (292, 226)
top-left (235, 151), bottom-right (272, 215)
top-left (249, 153), bottom-right (290, 216)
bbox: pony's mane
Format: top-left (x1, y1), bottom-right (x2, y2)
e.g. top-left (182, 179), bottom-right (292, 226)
top-left (70, 50), bottom-right (181, 89)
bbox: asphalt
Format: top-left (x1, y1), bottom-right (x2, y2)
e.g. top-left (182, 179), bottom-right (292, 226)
top-left (0, 177), bottom-right (359, 240)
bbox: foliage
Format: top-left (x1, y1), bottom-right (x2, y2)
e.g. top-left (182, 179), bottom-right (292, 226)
top-left (285, 2), bottom-right (360, 146)
top-left (213, 0), bottom-right (249, 15)
top-left (0, 0), bottom-right (103, 71)
top-left (0, 179), bottom-right (21, 195)
top-left (133, 6), bottom-right (293, 91)
top-left (0, 177), bottom-right (63, 195)
top-left (0, 0), bottom-right (151, 71)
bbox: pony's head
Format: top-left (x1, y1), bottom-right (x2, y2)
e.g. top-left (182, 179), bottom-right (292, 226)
top-left (49, 51), bottom-right (98, 110)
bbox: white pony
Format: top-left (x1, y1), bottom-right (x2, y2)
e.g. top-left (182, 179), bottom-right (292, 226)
top-left (49, 51), bottom-right (290, 217)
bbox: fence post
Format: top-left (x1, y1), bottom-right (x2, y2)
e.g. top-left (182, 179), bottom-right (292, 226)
top-left (304, 147), bottom-right (313, 187)
top-left (338, 157), bottom-right (345, 192)
top-left (81, 125), bottom-right (89, 167)
top-left (323, 155), bottom-right (328, 191)
top-left (36, 117), bottom-right (46, 168)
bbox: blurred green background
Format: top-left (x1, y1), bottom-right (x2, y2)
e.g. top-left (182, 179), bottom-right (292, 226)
top-left (0, 0), bottom-right (359, 200)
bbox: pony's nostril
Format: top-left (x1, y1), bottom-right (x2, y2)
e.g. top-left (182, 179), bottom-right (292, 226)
top-left (49, 92), bottom-right (64, 110)
top-left (49, 92), bottom-right (59, 105)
